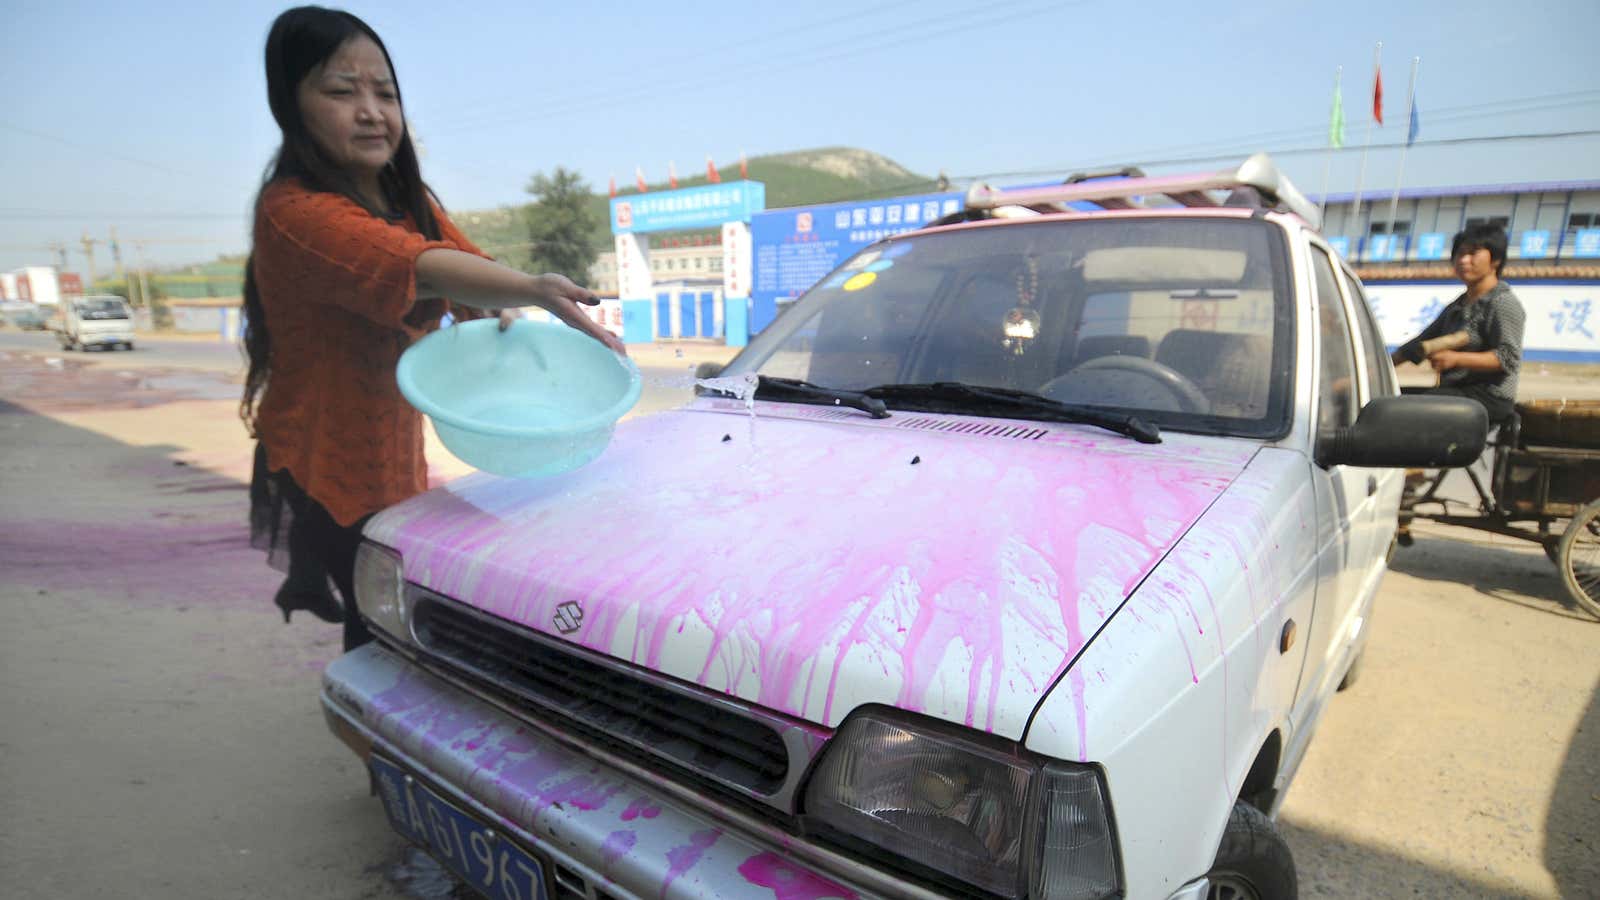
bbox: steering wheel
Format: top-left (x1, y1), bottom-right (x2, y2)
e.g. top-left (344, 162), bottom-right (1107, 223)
top-left (1039, 355), bottom-right (1211, 414)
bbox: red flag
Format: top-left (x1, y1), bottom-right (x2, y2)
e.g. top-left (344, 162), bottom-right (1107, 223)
top-left (1373, 65), bottom-right (1384, 125)
top-left (668, 161), bottom-right (679, 189)
top-left (608, 174), bottom-right (616, 198)
top-left (739, 150), bottom-right (748, 180)
top-left (635, 166), bottom-right (647, 193)
top-left (706, 155), bottom-right (721, 183)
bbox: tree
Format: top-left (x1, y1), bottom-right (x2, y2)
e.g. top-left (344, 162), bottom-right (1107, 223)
top-left (524, 167), bottom-right (598, 287)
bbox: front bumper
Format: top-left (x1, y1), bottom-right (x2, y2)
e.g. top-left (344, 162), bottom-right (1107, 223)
top-left (323, 643), bottom-right (919, 900)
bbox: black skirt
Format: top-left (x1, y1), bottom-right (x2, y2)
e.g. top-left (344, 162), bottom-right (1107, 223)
top-left (249, 443), bottom-right (374, 650)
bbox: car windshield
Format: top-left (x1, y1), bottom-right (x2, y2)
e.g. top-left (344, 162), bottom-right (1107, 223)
top-left (727, 216), bottom-right (1295, 437)
top-left (76, 298), bottom-right (129, 319)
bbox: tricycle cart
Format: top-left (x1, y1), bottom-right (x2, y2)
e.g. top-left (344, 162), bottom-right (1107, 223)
top-left (1399, 399), bottom-right (1600, 619)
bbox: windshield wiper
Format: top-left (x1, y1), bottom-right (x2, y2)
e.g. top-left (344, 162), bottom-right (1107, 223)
top-left (862, 382), bottom-right (1161, 443)
top-left (756, 376), bottom-right (890, 419)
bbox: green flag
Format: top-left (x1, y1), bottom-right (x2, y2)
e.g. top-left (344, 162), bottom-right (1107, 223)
top-left (1329, 83), bottom-right (1346, 148)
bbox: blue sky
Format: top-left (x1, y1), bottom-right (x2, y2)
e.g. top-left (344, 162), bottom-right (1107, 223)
top-left (2, 0), bottom-right (1597, 272)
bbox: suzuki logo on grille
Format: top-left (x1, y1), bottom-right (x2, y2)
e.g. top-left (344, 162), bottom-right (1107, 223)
top-left (552, 601), bottom-right (584, 635)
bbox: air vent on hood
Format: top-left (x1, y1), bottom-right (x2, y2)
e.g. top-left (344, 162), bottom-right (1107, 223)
top-left (893, 417), bottom-right (1048, 440)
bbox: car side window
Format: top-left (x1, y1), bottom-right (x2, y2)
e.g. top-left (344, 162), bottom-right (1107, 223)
top-left (1311, 247), bottom-right (1358, 432)
top-left (1342, 270), bottom-right (1397, 397)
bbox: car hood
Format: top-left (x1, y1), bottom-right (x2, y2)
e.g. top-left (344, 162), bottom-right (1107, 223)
top-left (366, 403), bottom-right (1256, 739)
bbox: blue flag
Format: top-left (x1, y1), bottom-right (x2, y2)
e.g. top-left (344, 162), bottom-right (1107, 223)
top-left (1407, 100), bottom-right (1420, 147)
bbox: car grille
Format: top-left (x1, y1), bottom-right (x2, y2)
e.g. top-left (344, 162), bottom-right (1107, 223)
top-left (410, 594), bottom-right (792, 798)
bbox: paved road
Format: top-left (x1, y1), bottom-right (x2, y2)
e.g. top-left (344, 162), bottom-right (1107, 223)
top-left (0, 338), bottom-right (1595, 898)
top-left (0, 328), bottom-right (735, 422)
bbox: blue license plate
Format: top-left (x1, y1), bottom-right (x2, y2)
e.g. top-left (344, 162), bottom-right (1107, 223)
top-left (370, 755), bottom-right (548, 900)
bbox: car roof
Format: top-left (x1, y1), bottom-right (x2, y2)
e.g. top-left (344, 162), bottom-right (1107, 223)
top-left (902, 205), bottom-right (1305, 240)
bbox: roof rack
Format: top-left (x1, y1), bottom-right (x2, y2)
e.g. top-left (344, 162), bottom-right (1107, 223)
top-left (963, 153), bottom-right (1322, 231)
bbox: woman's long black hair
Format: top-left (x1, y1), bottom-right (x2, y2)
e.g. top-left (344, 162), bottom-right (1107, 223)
top-left (240, 5), bottom-right (442, 433)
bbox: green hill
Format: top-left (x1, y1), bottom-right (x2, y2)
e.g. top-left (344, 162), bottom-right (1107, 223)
top-left (455, 147), bottom-right (940, 272)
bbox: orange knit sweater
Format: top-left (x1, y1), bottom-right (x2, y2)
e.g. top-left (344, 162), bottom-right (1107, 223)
top-left (251, 179), bottom-right (489, 526)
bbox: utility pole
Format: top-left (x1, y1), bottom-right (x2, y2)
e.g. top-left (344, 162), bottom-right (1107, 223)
top-left (80, 233), bottom-right (99, 288)
top-left (135, 240), bottom-right (152, 310)
top-left (110, 226), bottom-right (125, 281)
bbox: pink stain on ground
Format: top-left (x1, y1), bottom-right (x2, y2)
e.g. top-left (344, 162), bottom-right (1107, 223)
top-left (737, 852), bottom-right (858, 900)
top-left (5, 518), bottom-right (279, 611)
top-left (660, 828), bottom-right (721, 897)
top-left (368, 410), bottom-right (1253, 737)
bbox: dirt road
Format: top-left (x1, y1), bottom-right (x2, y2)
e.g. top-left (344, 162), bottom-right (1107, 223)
top-left (1, 343), bottom-right (1595, 898)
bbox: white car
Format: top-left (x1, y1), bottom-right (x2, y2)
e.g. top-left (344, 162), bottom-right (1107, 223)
top-left (59, 295), bottom-right (135, 351)
top-left (322, 155), bottom-right (1485, 900)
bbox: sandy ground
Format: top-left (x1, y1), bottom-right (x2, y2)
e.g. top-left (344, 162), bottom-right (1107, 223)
top-left (0, 341), bottom-right (1596, 899)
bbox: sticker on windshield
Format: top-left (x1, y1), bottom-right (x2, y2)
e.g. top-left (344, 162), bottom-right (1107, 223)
top-left (884, 242), bottom-right (914, 259)
top-left (843, 272), bottom-right (878, 292)
top-left (844, 251), bottom-right (881, 271)
top-left (822, 273), bottom-right (850, 289)
top-left (865, 260), bottom-right (894, 273)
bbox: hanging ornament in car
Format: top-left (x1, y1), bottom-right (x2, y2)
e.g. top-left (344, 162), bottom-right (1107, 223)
top-left (1003, 256), bottom-right (1042, 354)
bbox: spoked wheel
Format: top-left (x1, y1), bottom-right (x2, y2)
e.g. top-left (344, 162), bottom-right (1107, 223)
top-left (1209, 875), bottom-right (1263, 900)
top-left (1558, 498), bottom-right (1600, 620)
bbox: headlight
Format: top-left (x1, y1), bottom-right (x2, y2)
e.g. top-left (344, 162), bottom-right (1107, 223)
top-left (803, 713), bottom-right (1118, 899)
top-left (353, 541), bottom-right (406, 638)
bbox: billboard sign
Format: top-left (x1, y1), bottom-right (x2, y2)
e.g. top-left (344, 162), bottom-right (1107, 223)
top-left (609, 181), bottom-right (766, 234)
top-left (1363, 282), bottom-right (1598, 363)
top-left (749, 191), bottom-right (963, 332)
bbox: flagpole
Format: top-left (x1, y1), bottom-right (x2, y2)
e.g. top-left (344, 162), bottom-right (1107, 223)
top-left (1385, 56), bottom-right (1420, 258)
top-left (1319, 66), bottom-right (1343, 222)
top-left (1349, 41), bottom-right (1381, 245)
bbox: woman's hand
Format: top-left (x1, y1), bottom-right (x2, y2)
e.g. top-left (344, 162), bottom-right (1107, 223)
top-left (532, 274), bottom-right (628, 356)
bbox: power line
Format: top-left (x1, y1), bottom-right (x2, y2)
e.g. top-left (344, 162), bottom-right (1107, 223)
top-left (429, 0), bottom-right (930, 129)
top-left (1040, 90), bottom-right (1600, 178)
top-left (0, 121), bottom-right (189, 177)
top-left (429, 0), bottom-right (1077, 135)
top-left (3, 130), bottom-right (1592, 231)
top-left (966, 129), bottom-right (1600, 183)
top-left (0, 209), bottom-right (246, 221)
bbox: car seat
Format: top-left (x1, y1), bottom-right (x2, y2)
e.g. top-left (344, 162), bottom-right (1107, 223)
top-left (1155, 329), bottom-right (1271, 417)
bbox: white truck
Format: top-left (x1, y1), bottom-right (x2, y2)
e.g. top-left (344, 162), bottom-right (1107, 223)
top-left (57, 295), bottom-right (135, 351)
top-left (12, 266), bottom-right (64, 307)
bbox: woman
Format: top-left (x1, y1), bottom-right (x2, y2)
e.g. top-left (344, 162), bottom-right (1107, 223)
top-left (243, 6), bottom-right (625, 651)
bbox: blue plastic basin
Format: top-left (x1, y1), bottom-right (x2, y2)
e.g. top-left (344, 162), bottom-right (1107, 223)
top-left (397, 318), bottom-right (640, 478)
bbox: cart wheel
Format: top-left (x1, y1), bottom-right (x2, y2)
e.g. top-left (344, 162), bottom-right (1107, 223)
top-left (1557, 498), bottom-right (1600, 621)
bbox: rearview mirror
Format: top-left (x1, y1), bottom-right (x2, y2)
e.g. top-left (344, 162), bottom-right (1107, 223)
top-left (1317, 395), bottom-right (1488, 468)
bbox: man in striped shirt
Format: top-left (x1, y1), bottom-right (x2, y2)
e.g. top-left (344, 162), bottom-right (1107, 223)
top-left (1392, 224), bottom-right (1526, 423)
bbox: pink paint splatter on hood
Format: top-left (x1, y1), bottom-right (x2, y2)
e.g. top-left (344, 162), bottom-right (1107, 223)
top-left (600, 829), bottom-right (636, 867)
top-left (738, 851), bottom-right (858, 900)
top-left (662, 828), bottom-right (721, 896)
top-left (367, 407), bottom-right (1252, 739)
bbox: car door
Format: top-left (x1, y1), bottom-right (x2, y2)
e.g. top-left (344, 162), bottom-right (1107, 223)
top-left (1296, 243), bottom-right (1372, 707)
top-left (1340, 267), bottom-right (1404, 587)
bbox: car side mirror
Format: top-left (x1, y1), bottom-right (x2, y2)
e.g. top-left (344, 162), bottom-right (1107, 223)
top-left (694, 361), bottom-right (724, 380)
top-left (1317, 395), bottom-right (1488, 468)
